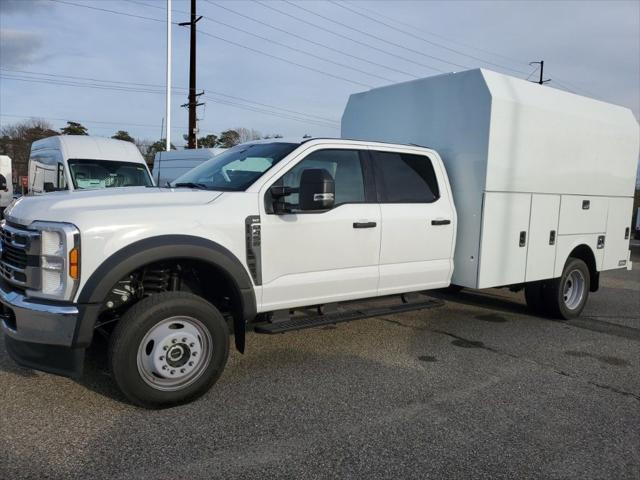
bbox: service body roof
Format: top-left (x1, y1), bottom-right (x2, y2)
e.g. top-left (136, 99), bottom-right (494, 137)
top-left (342, 68), bottom-right (639, 198)
top-left (31, 135), bottom-right (146, 165)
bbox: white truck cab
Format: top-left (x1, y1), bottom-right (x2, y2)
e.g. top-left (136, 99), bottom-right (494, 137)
top-left (27, 135), bottom-right (153, 194)
top-left (0, 70), bottom-right (637, 408)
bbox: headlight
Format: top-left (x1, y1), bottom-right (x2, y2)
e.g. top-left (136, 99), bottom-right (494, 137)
top-left (28, 221), bottom-right (80, 301)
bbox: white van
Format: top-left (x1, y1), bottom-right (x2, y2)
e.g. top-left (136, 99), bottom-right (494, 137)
top-left (152, 147), bottom-right (226, 186)
top-left (0, 155), bottom-right (14, 216)
top-left (28, 136), bottom-right (153, 194)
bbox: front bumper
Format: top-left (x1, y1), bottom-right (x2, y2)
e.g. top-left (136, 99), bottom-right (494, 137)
top-left (0, 282), bottom-right (98, 377)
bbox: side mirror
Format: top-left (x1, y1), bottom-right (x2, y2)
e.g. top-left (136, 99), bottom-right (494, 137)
top-left (299, 168), bottom-right (335, 211)
top-left (43, 182), bottom-right (56, 193)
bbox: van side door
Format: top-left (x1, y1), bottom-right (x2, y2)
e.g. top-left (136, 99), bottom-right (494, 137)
top-left (371, 148), bottom-right (455, 295)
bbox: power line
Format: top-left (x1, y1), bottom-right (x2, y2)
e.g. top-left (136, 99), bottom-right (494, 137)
top-left (342, 0), bottom-right (528, 68)
top-left (131, 0), bottom-right (404, 83)
top-left (0, 113), bottom-right (183, 131)
top-left (1, 75), bottom-right (340, 129)
top-left (281, 0), bottom-right (470, 71)
top-left (49, 0), bottom-right (377, 89)
top-left (330, 1), bottom-right (530, 76)
top-left (198, 15), bottom-right (397, 84)
top-left (254, 0), bottom-right (445, 74)
top-left (341, 2), bottom-right (598, 98)
top-left (195, 29), bottom-right (374, 89)
top-left (0, 68), bottom-right (340, 124)
top-left (48, 0), bottom-right (167, 23)
top-left (202, 0), bottom-right (418, 80)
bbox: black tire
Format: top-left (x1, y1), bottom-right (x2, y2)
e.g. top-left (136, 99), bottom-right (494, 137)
top-left (524, 281), bottom-right (547, 315)
top-left (108, 291), bottom-right (229, 408)
top-left (542, 257), bottom-right (590, 320)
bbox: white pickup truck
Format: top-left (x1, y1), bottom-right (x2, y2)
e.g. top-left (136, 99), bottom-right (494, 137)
top-left (1, 69), bottom-right (638, 408)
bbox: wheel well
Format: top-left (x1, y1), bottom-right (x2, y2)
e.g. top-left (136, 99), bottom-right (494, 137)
top-left (96, 258), bottom-right (244, 339)
top-left (568, 244), bottom-right (599, 292)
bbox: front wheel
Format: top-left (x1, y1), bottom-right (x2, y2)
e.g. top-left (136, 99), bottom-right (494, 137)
top-left (542, 257), bottom-right (590, 320)
top-left (109, 292), bottom-right (229, 408)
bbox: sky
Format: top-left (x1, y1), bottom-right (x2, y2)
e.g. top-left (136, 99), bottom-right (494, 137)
top-left (0, 0), bottom-right (639, 148)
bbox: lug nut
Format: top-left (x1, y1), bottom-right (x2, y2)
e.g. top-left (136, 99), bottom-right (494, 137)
top-left (163, 345), bottom-right (168, 351)
top-left (188, 361), bottom-right (194, 367)
top-left (172, 338), bottom-right (177, 344)
top-left (180, 369), bottom-right (185, 373)
top-left (159, 356), bottom-right (164, 361)
top-left (189, 342), bottom-right (195, 347)
top-left (192, 352), bottom-right (197, 356)
top-left (170, 370), bottom-right (175, 375)
top-left (162, 366), bottom-right (167, 370)
top-left (181, 337), bottom-right (187, 343)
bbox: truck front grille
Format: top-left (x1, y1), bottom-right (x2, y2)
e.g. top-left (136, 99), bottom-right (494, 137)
top-left (0, 223), bottom-right (40, 289)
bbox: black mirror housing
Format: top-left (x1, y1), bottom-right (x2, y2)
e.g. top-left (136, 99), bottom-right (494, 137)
top-left (43, 182), bottom-right (56, 193)
top-left (299, 168), bottom-right (335, 211)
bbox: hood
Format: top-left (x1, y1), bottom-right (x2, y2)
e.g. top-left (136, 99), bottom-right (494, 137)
top-left (5, 187), bottom-right (222, 226)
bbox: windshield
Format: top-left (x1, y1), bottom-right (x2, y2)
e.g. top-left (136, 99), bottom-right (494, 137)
top-left (68, 159), bottom-right (153, 190)
top-left (172, 142), bottom-right (298, 191)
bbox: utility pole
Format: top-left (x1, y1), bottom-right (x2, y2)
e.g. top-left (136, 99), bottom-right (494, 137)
top-left (165, 0), bottom-right (172, 151)
top-left (529, 60), bottom-right (551, 85)
top-left (180, 0), bottom-right (204, 149)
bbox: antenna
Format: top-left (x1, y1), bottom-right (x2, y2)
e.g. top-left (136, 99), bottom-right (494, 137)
top-left (529, 60), bottom-right (551, 85)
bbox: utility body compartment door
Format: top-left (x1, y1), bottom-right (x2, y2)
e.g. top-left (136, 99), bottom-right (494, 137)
top-left (525, 194), bottom-right (561, 282)
top-left (477, 192), bottom-right (531, 288)
top-left (602, 197), bottom-right (633, 270)
top-left (558, 195), bottom-right (607, 235)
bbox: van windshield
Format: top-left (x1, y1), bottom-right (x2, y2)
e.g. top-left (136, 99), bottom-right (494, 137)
top-left (68, 159), bottom-right (153, 190)
top-left (172, 142), bottom-right (298, 191)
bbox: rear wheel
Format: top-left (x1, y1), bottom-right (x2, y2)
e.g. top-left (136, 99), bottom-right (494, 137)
top-left (109, 292), bottom-right (229, 408)
top-left (542, 257), bottom-right (590, 320)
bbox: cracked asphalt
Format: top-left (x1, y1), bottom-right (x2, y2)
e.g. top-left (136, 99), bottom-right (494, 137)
top-left (1, 248), bottom-right (639, 479)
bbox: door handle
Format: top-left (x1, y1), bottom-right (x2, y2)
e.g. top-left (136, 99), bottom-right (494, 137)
top-left (353, 221), bottom-right (377, 229)
top-left (431, 219), bottom-right (451, 226)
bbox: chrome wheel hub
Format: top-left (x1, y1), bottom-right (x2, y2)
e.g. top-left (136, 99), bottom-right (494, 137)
top-left (563, 269), bottom-right (585, 310)
top-left (137, 316), bottom-right (212, 391)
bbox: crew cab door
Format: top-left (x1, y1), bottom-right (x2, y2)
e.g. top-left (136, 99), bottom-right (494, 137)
top-left (259, 146), bottom-right (380, 311)
top-left (370, 148), bottom-right (455, 295)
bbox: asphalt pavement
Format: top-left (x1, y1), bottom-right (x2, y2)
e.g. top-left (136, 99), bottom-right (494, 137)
top-left (1, 249), bottom-right (639, 479)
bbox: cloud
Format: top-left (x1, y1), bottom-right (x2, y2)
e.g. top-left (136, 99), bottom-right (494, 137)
top-left (0, 0), bottom-right (50, 14)
top-left (0, 29), bottom-right (44, 68)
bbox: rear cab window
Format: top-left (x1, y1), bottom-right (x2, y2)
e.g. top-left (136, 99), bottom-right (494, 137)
top-left (370, 150), bottom-right (440, 203)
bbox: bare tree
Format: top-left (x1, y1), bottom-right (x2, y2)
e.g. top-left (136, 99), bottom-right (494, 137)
top-left (0, 118), bottom-right (58, 178)
top-left (235, 127), bottom-right (262, 143)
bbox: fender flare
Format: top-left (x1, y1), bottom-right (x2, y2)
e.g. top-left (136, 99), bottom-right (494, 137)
top-left (75, 235), bottom-right (256, 352)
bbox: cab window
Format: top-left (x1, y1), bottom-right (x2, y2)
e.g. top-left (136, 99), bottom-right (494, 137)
top-left (280, 149), bottom-right (366, 210)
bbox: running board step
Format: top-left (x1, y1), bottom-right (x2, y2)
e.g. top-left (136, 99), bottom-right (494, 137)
top-left (254, 297), bottom-right (444, 334)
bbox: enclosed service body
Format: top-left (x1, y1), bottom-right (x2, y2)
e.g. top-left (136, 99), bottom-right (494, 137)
top-left (342, 68), bottom-right (639, 289)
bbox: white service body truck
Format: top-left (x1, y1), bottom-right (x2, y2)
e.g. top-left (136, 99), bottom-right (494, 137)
top-left (28, 135), bottom-right (153, 194)
top-left (1, 70), bottom-right (638, 408)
